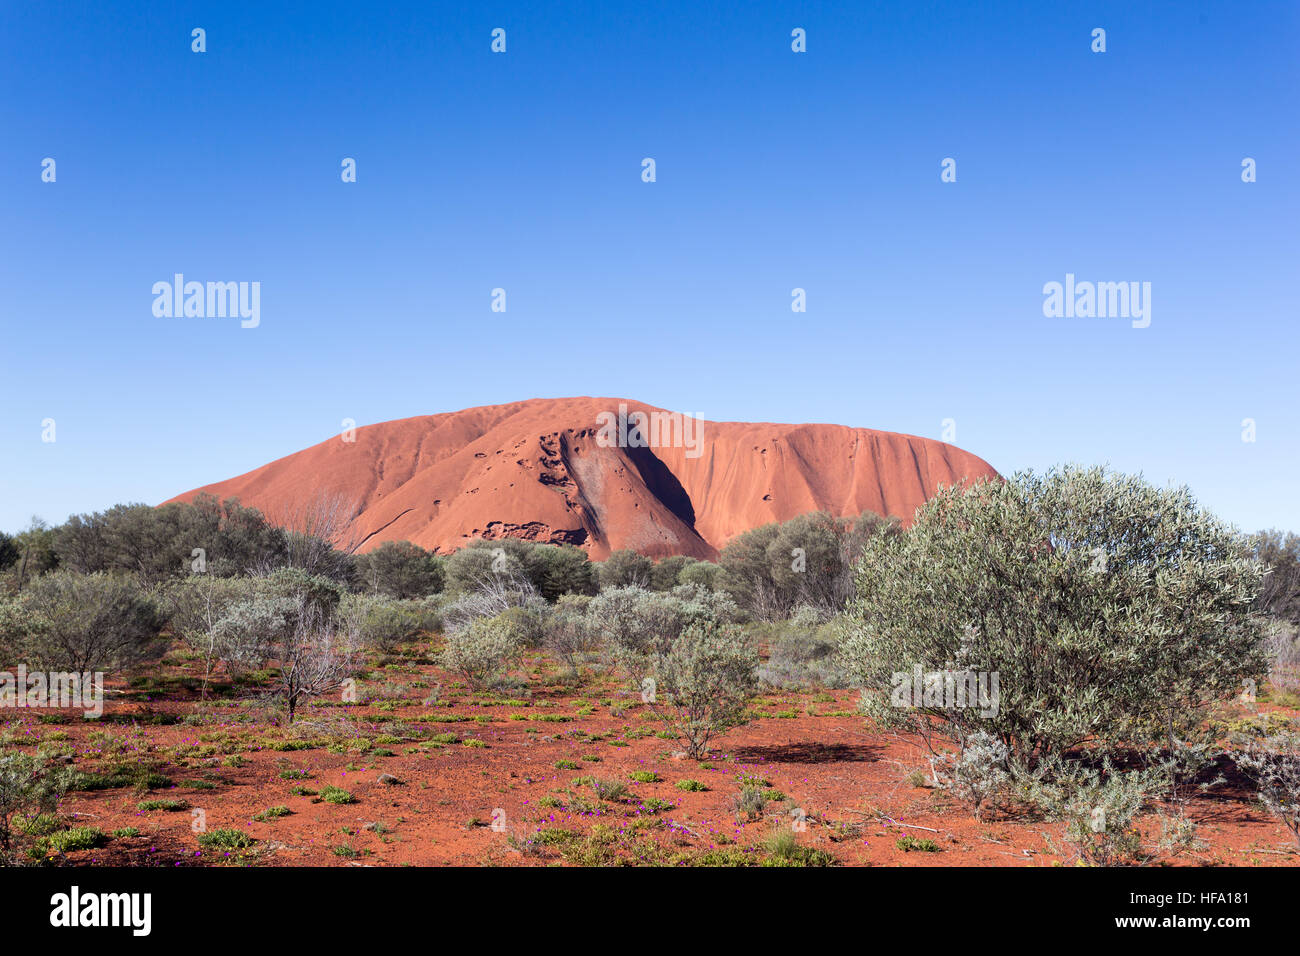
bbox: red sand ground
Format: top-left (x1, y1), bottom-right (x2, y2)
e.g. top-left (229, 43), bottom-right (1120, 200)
top-left (163, 397), bottom-right (1000, 559)
top-left (12, 647), bottom-right (1298, 868)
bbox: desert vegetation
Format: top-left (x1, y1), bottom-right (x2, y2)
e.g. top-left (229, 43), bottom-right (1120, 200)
top-left (0, 469), bottom-right (1298, 867)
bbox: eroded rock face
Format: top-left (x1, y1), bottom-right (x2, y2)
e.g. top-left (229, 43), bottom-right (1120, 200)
top-left (163, 397), bottom-right (1000, 559)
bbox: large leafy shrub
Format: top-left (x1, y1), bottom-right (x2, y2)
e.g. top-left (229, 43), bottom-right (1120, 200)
top-left (354, 540), bottom-right (445, 599)
top-left (840, 466), bottom-right (1267, 763)
top-left (719, 511), bottom-right (895, 620)
top-left (54, 495), bottom-right (286, 582)
top-left (595, 549), bottom-right (654, 591)
top-left (0, 571), bottom-right (166, 674)
top-left (337, 594), bottom-right (439, 653)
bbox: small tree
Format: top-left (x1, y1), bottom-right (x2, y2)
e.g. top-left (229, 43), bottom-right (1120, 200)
top-left (210, 574), bottom-right (356, 720)
top-left (3, 571), bottom-right (166, 675)
top-left (274, 601), bottom-right (358, 722)
top-left (642, 620), bottom-right (758, 759)
top-left (159, 575), bottom-right (252, 698)
top-left (0, 533), bottom-right (20, 572)
top-left (595, 549), bottom-right (653, 590)
top-left (358, 540), bottom-right (444, 599)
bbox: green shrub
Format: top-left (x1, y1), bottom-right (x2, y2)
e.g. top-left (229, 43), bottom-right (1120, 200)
top-left (1027, 758), bottom-right (1184, 866)
top-left (519, 543), bottom-right (596, 600)
top-left (842, 466), bottom-right (1267, 763)
top-left (158, 575), bottom-right (257, 698)
top-left (438, 613), bottom-right (523, 690)
top-left (650, 556), bottom-right (695, 592)
top-left (36, 826), bottom-right (106, 855)
top-left (677, 560), bottom-right (722, 592)
top-left (260, 567), bottom-right (343, 620)
top-left (641, 620), bottom-right (758, 760)
top-left (895, 835), bottom-right (939, 853)
top-left (338, 594), bottom-right (439, 654)
top-left (586, 586), bottom-right (683, 669)
top-left (595, 550), bottom-right (654, 590)
top-left (319, 785), bottom-right (355, 805)
top-left (494, 603), bottom-right (549, 649)
top-left (0, 753), bottom-right (77, 861)
top-left (15, 812), bottom-right (62, 836)
top-left (543, 595), bottom-right (599, 676)
top-left (137, 798), bottom-right (189, 812)
top-left (353, 540), bottom-right (445, 599)
top-left (198, 827), bottom-right (254, 851)
top-left (763, 827), bottom-right (837, 866)
top-left (732, 782), bottom-right (767, 821)
top-left (933, 731), bottom-right (1009, 821)
top-left (0, 570), bottom-right (167, 674)
top-left (590, 777), bottom-right (628, 802)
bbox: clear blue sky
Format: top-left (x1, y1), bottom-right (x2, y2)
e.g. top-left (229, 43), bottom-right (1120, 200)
top-left (2, 1), bottom-right (1297, 535)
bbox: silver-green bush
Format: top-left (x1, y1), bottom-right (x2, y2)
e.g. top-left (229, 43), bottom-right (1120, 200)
top-left (841, 466), bottom-right (1267, 763)
top-left (641, 620), bottom-right (758, 760)
top-left (0, 571), bottom-right (167, 675)
top-left (438, 613), bottom-right (523, 690)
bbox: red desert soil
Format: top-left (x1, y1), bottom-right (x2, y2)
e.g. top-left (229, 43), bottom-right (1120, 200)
top-left (162, 397), bottom-right (1000, 559)
top-left (13, 651), bottom-right (1299, 868)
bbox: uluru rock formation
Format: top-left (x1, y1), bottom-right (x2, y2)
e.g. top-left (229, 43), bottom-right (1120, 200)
top-left (164, 397), bottom-right (1000, 560)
